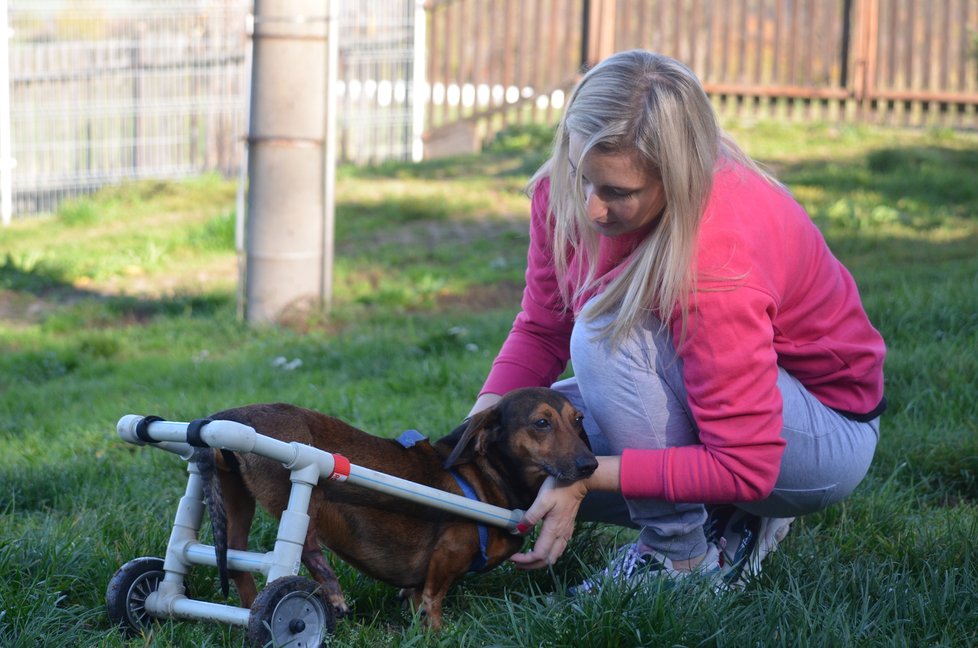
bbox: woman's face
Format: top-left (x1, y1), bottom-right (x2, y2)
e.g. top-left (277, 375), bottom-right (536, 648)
top-left (568, 132), bottom-right (666, 237)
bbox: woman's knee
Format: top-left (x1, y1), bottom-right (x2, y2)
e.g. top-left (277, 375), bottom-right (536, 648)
top-left (569, 312), bottom-right (696, 452)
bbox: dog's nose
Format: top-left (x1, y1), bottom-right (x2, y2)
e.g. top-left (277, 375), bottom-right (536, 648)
top-left (576, 456), bottom-right (599, 475)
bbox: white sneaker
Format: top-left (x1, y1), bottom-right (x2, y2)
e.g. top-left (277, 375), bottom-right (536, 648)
top-left (569, 542), bottom-right (721, 596)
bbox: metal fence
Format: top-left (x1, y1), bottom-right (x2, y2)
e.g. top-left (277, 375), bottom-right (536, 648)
top-left (2, 0), bottom-right (420, 221)
top-left (5, 0), bottom-right (249, 218)
top-left (334, 0), bottom-right (420, 165)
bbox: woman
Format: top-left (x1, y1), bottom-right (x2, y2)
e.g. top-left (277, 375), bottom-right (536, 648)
top-left (465, 50), bottom-right (885, 591)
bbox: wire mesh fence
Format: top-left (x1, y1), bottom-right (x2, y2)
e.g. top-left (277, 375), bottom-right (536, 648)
top-left (4, 0), bottom-right (419, 220)
top-left (6, 0), bottom-right (249, 217)
top-left (334, 0), bottom-right (418, 165)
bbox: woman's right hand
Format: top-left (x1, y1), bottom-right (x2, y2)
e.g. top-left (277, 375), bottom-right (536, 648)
top-left (510, 455), bottom-right (622, 569)
top-left (509, 475), bottom-right (589, 569)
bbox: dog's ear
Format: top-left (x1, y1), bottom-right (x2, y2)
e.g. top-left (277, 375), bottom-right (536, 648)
top-left (442, 407), bottom-right (500, 468)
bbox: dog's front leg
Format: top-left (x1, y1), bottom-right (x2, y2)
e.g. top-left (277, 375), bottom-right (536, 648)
top-left (418, 547), bottom-right (471, 631)
top-left (301, 526), bottom-right (350, 618)
top-left (417, 578), bottom-right (453, 631)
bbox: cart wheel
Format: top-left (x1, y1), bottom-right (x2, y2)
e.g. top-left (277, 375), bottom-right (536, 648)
top-left (106, 557), bottom-right (168, 636)
top-left (247, 576), bottom-right (334, 648)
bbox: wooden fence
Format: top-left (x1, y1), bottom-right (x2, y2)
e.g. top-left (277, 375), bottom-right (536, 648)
top-left (424, 0), bottom-right (978, 153)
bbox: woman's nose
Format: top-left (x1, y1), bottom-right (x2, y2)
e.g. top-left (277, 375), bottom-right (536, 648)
top-left (584, 186), bottom-right (607, 220)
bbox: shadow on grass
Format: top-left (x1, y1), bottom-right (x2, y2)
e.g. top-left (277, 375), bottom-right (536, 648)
top-left (777, 144), bottom-right (978, 223)
top-left (0, 256), bottom-right (230, 326)
top-left (341, 124), bottom-right (554, 182)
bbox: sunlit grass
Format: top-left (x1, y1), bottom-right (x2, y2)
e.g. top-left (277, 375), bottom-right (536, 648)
top-left (1, 121), bottom-right (976, 646)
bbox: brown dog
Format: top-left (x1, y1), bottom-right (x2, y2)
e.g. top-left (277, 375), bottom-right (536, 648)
top-left (193, 387), bottom-right (597, 629)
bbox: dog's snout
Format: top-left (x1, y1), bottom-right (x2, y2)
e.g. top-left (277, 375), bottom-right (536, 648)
top-left (576, 455), bottom-right (599, 476)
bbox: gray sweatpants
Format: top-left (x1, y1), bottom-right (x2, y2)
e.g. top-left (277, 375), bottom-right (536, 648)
top-left (553, 306), bottom-right (880, 561)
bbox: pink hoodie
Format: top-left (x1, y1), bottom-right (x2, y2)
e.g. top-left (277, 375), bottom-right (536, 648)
top-left (482, 162), bottom-right (886, 504)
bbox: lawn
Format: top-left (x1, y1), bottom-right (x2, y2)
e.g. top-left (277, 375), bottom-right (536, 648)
top-left (1, 121), bottom-right (976, 647)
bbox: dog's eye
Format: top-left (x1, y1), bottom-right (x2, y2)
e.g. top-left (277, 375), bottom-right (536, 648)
top-left (533, 418), bottom-right (552, 430)
top-left (575, 415), bottom-right (584, 425)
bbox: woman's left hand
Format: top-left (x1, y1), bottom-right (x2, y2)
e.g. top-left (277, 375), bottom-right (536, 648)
top-left (509, 475), bottom-right (589, 569)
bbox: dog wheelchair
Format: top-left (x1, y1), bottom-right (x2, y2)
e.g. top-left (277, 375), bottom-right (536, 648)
top-left (107, 414), bottom-right (524, 647)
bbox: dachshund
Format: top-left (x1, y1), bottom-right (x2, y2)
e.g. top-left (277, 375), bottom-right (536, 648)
top-left (193, 386), bottom-right (597, 630)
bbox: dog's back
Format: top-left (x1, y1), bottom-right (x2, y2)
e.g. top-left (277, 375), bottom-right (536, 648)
top-left (206, 402), bottom-right (459, 521)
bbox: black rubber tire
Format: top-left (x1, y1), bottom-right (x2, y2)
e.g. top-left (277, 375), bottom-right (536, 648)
top-left (246, 575), bottom-right (335, 648)
top-left (105, 557), bottom-right (167, 636)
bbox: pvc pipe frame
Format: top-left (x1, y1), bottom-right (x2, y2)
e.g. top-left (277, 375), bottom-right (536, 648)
top-left (115, 415), bottom-right (525, 626)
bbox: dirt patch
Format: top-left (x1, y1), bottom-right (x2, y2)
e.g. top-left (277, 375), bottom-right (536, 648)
top-left (434, 279), bottom-right (524, 312)
top-left (94, 255), bottom-right (239, 298)
top-left (1, 218), bottom-right (530, 329)
top-left (0, 286), bottom-right (89, 327)
top-left (0, 289), bottom-right (45, 325)
top-left (339, 215), bottom-right (528, 254)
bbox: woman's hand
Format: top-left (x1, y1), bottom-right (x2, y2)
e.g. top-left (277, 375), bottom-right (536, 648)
top-left (509, 476), bottom-right (589, 569)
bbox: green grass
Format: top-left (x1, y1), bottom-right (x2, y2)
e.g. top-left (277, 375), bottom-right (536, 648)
top-left (1, 122), bottom-right (977, 647)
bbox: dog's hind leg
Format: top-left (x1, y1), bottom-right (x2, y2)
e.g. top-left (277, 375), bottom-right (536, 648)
top-left (300, 520), bottom-right (350, 618)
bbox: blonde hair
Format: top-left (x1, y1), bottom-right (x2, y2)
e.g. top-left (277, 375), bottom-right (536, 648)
top-left (529, 50), bottom-right (773, 346)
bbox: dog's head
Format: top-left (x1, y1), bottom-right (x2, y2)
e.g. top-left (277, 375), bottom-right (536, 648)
top-left (442, 387), bottom-right (598, 487)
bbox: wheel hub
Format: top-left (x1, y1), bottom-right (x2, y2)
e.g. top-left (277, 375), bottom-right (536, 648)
top-left (270, 592), bottom-right (324, 646)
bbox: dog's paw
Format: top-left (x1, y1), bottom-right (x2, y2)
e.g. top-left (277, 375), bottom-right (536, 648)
top-left (319, 590), bottom-right (350, 619)
top-left (397, 587), bottom-right (416, 602)
top-left (332, 601), bottom-right (351, 619)
top-left (398, 587), bottom-right (425, 615)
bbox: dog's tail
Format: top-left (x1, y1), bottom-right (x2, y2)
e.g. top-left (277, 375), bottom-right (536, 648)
top-left (192, 448), bottom-right (231, 598)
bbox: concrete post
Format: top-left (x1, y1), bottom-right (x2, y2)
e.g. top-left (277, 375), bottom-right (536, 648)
top-left (321, 0), bottom-right (338, 313)
top-left (245, 0), bottom-right (331, 324)
top-left (1, 0), bottom-right (14, 226)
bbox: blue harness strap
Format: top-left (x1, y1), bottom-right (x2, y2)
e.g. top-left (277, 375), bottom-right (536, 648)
top-left (395, 429), bottom-right (427, 448)
top-left (395, 430), bottom-right (489, 573)
top-left (448, 469), bottom-right (490, 573)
